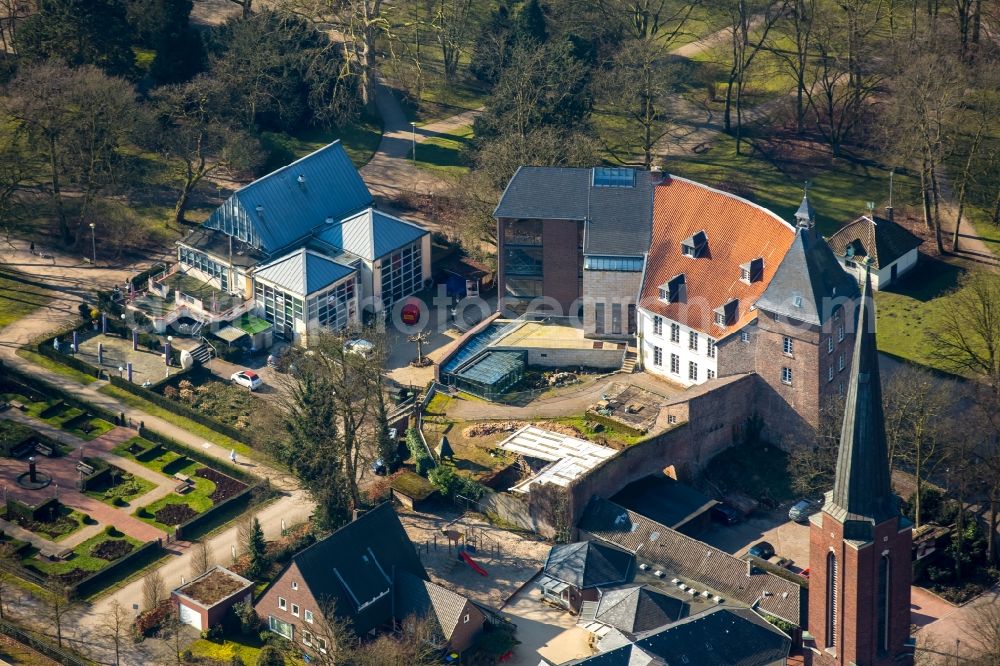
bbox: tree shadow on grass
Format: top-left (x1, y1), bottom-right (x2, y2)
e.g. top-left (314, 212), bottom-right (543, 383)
top-left (880, 256), bottom-right (965, 303)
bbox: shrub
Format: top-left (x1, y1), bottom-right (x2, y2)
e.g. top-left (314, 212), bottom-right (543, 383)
top-left (133, 600), bottom-right (172, 637)
top-left (82, 515), bottom-right (97, 525)
top-left (104, 525), bottom-right (122, 537)
top-left (163, 386), bottom-right (179, 400)
top-left (112, 497), bottom-right (126, 507)
top-left (201, 624), bottom-right (224, 642)
top-left (406, 428), bottom-right (434, 476)
top-left (429, 465), bottom-right (486, 501)
top-left (231, 657), bottom-right (246, 666)
top-left (232, 601), bottom-right (259, 636)
top-left (256, 645), bottom-right (285, 666)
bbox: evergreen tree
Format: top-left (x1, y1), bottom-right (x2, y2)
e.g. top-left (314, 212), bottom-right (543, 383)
top-left (517, 0), bottom-right (548, 44)
top-left (247, 517), bottom-right (268, 579)
top-left (16, 0), bottom-right (135, 76)
top-left (468, 2), bottom-right (516, 86)
top-left (126, 0), bottom-right (205, 82)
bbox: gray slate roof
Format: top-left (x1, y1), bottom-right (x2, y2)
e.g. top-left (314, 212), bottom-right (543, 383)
top-left (204, 141), bottom-right (372, 253)
top-left (393, 570), bottom-right (470, 641)
top-left (284, 503), bottom-right (428, 635)
top-left (826, 215), bottom-right (923, 270)
top-left (578, 498), bottom-right (802, 625)
top-left (755, 227), bottom-right (859, 326)
top-left (314, 208), bottom-right (427, 261)
top-left (595, 585), bottom-right (689, 635)
top-left (493, 166), bottom-right (655, 256)
top-left (253, 248), bottom-right (355, 297)
top-left (826, 269), bottom-right (899, 532)
top-left (544, 541), bottom-right (635, 589)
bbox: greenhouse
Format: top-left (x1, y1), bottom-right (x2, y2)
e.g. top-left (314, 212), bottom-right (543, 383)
top-left (452, 351), bottom-right (526, 399)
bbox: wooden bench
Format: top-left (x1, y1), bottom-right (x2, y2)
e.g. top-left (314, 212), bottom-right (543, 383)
top-left (39, 547), bottom-right (73, 561)
top-left (173, 473), bottom-right (190, 483)
top-left (174, 473), bottom-right (193, 494)
top-left (34, 443), bottom-right (54, 457)
top-left (76, 462), bottom-right (95, 476)
top-left (9, 400), bottom-right (25, 411)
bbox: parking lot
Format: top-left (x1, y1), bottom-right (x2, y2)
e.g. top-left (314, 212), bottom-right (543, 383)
top-left (699, 505), bottom-right (812, 571)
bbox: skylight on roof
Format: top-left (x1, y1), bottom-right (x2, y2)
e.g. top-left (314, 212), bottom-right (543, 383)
top-left (593, 167), bottom-right (636, 188)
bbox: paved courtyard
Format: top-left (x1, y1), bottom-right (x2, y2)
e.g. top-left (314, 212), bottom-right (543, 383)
top-left (699, 506), bottom-right (811, 569)
top-left (501, 583), bottom-right (594, 665)
top-left (398, 509), bottom-right (551, 609)
top-left (71, 330), bottom-right (175, 385)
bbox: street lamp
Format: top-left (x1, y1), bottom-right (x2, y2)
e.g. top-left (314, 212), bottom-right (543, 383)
top-left (410, 122), bottom-right (416, 162)
top-left (89, 222), bottom-right (96, 265)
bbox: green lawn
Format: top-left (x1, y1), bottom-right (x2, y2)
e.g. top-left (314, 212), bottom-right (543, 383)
top-left (547, 416), bottom-right (649, 448)
top-left (16, 397), bottom-right (112, 441)
top-left (26, 532), bottom-right (142, 576)
top-left (113, 437), bottom-right (216, 533)
top-left (415, 124), bottom-right (473, 177)
top-left (0, 505), bottom-right (90, 542)
top-left (15, 348), bottom-right (98, 385)
top-left (83, 470), bottom-right (156, 508)
top-left (98, 384), bottom-right (258, 461)
top-left (0, 269), bottom-right (51, 333)
top-left (260, 114), bottom-right (383, 172)
top-left (189, 633), bottom-right (304, 666)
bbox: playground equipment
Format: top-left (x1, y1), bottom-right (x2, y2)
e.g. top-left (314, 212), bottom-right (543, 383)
top-left (460, 550), bottom-right (488, 576)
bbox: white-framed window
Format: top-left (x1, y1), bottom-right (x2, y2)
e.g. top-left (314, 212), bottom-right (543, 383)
top-left (707, 339), bottom-right (716, 358)
top-left (838, 325), bottom-right (845, 342)
top-left (278, 597), bottom-right (286, 611)
top-left (781, 367), bottom-right (793, 385)
top-left (668, 414), bottom-right (677, 424)
top-left (670, 353), bottom-right (680, 374)
top-left (714, 311), bottom-right (726, 326)
top-left (670, 323), bottom-right (680, 343)
top-left (741, 330), bottom-right (750, 343)
top-left (689, 362), bottom-right (698, 381)
top-left (463, 614), bottom-right (470, 624)
top-left (689, 331), bottom-right (698, 351)
top-left (827, 338), bottom-right (833, 354)
top-left (302, 630), bottom-right (312, 646)
top-left (291, 581), bottom-right (298, 590)
top-left (741, 266), bottom-right (751, 282)
top-left (783, 336), bottom-right (794, 355)
top-left (838, 354), bottom-right (845, 372)
top-left (317, 637), bottom-right (328, 653)
top-left (304, 610), bottom-right (314, 623)
top-left (292, 604), bottom-right (299, 617)
top-left (653, 316), bottom-right (662, 336)
top-left (834, 306), bottom-right (842, 321)
top-left (828, 367), bottom-right (834, 382)
top-left (269, 615), bottom-right (293, 640)
top-left (653, 346), bottom-right (663, 366)
top-left (707, 369), bottom-right (716, 380)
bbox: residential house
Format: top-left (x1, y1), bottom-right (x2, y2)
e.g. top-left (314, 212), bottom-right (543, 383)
top-left (255, 503), bottom-right (490, 658)
top-left (539, 540), bottom-right (635, 613)
top-left (134, 141), bottom-right (430, 347)
top-left (825, 211), bottom-right (922, 289)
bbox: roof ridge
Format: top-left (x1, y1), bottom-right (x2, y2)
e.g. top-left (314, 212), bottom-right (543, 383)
top-left (663, 174), bottom-right (796, 232)
top-left (234, 140), bottom-right (344, 196)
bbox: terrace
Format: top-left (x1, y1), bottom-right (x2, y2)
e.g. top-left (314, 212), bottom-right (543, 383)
top-left (130, 268), bottom-right (254, 331)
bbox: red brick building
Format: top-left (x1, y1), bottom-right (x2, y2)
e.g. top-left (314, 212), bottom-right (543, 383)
top-left (806, 271), bottom-right (913, 665)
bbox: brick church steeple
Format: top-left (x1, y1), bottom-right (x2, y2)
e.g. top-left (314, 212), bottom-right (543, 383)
top-left (807, 267), bottom-right (912, 665)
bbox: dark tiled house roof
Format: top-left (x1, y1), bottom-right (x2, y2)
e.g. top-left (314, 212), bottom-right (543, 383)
top-left (567, 607), bottom-right (791, 666)
top-left (826, 215), bottom-right (922, 270)
top-left (638, 176), bottom-right (796, 338)
top-left (595, 585), bottom-right (689, 635)
top-left (611, 475), bottom-right (717, 533)
top-left (578, 498), bottom-right (802, 625)
top-left (755, 227), bottom-right (859, 326)
top-left (544, 541), bottom-right (635, 589)
top-left (493, 166), bottom-right (656, 257)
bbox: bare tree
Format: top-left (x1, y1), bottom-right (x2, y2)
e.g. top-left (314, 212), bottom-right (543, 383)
top-left (594, 0), bottom-right (702, 45)
top-left (962, 597), bottom-right (1000, 664)
top-left (44, 586), bottom-right (73, 648)
top-left (141, 569), bottom-right (165, 612)
top-left (774, 0), bottom-right (816, 133)
top-left (229, 0), bottom-right (252, 18)
top-left (235, 514), bottom-right (254, 559)
top-left (928, 271), bottom-right (1000, 394)
top-left (101, 599), bottom-right (128, 666)
top-left (433, 0), bottom-right (474, 82)
top-left (191, 540), bottom-right (213, 577)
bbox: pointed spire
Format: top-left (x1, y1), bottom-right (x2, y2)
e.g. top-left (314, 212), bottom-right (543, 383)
top-left (828, 265), bottom-right (897, 531)
top-left (795, 183), bottom-right (815, 229)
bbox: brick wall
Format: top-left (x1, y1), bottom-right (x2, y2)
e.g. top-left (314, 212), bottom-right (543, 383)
top-left (542, 219), bottom-right (583, 312)
top-left (254, 562), bottom-right (329, 649)
top-left (716, 325), bottom-right (756, 376)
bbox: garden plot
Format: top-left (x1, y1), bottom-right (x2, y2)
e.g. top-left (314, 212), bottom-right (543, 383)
top-left (2, 391), bottom-right (112, 442)
top-left (0, 502), bottom-right (90, 542)
top-left (160, 376), bottom-right (263, 432)
top-left (82, 465), bottom-right (156, 507)
top-left (113, 437), bottom-right (248, 533)
top-left (25, 528), bottom-right (143, 586)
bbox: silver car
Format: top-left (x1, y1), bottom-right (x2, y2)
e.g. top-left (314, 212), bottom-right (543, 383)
top-left (788, 499), bottom-right (818, 523)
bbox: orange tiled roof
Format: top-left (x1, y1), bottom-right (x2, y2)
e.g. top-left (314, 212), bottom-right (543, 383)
top-left (639, 176), bottom-right (796, 339)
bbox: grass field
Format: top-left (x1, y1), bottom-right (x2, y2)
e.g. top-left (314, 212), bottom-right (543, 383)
top-left (415, 124), bottom-right (473, 176)
top-left (0, 270), bottom-right (51, 333)
top-left (260, 115), bottom-right (383, 173)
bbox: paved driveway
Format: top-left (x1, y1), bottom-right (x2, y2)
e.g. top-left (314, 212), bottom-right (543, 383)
top-left (699, 507), bottom-right (812, 570)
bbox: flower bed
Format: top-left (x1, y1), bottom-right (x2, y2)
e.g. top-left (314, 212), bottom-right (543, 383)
top-left (25, 532), bottom-right (143, 578)
top-left (195, 468), bottom-right (247, 503)
top-left (153, 503), bottom-right (198, 525)
top-left (91, 539), bottom-right (135, 561)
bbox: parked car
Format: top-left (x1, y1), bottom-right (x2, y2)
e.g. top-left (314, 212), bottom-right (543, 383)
top-left (748, 541), bottom-right (775, 560)
top-left (788, 499), bottom-right (819, 523)
top-left (799, 567), bottom-right (811, 579)
top-left (711, 503), bottom-right (742, 525)
top-left (230, 370), bottom-right (262, 391)
top-left (371, 458), bottom-right (387, 476)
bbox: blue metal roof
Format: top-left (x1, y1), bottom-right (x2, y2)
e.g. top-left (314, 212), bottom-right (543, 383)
top-left (253, 248), bottom-right (356, 296)
top-left (204, 141), bottom-right (372, 254)
top-left (314, 208), bottom-right (427, 261)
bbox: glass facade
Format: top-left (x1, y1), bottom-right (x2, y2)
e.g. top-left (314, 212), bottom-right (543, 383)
top-left (306, 278), bottom-right (357, 332)
top-left (380, 242), bottom-right (423, 308)
top-left (179, 247), bottom-right (230, 292)
top-left (584, 256), bottom-right (644, 271)
top-left (255, 282), bottom-right (304, 340)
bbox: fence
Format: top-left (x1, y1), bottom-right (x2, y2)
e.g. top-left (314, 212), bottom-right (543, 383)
top-left (0, 617), bottom-right (93, 666)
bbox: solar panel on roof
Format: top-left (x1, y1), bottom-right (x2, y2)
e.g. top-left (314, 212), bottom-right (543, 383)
top-left (593, 167), bottom-right (636, 188)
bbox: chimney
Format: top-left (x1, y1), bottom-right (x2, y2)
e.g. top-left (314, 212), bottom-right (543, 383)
top-left (297, 174), bottom-right (306, 187)
top-left (747, 559), bottom-right (753, 576)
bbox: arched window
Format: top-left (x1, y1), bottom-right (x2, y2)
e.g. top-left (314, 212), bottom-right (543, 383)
top-left (878, 554), bottom-right (891, 652)
top-left (825, 552), bottom-right (837, 647)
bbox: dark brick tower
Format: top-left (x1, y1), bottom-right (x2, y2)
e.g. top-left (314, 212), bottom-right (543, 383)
top-left (753, 192), bottom-right (859, 441)
top-left (807, 268), bottom-right (912, 665)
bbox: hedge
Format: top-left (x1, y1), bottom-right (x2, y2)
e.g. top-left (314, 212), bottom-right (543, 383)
top-left (77, 456), bottom-right (112, 492)
top-left (111, 376), bottom-right (256, 446)
top-left (6, 497), bottom-right (60, 523)
top-left (36, 343), bottom-right (102, 379)
top-left (0, 363), bottom-right (118, 423)
top-left (72, 539), bottom-right (164, 600)
top-left (174, 482), bottom-right (264, 541)
top-left (0, 420), bottom-right (34, 456)
top-left (136, 427), bottom-right (258, 485)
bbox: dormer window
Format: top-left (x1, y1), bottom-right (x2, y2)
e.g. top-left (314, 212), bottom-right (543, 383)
top-left (713, 299), bottom-right (739, 327)
top-left (660, 274), bottom-right (687, 304)
top-left (792, 293), bottom-right (803, 308)
top-left (740, 257), bottom-right (764, 283)
top-left (680, 230), bottom-right (708, 258)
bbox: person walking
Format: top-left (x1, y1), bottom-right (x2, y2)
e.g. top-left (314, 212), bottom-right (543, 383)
top-left (230, 449), bottom-right (237, 464)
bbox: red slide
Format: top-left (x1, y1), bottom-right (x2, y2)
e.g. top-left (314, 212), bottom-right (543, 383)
top-left (460, 551), bottom-right (488, 576)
